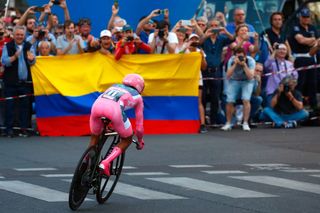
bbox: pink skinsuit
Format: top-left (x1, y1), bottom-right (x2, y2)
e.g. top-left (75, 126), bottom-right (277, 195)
top-left (90, 84), bottom-right (144, 141)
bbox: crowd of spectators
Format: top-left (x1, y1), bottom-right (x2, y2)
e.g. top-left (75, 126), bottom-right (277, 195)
top-left (0, 0), bottom-right (320, 137)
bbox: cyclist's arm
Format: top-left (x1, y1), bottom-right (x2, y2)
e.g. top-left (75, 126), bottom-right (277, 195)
top-left (134, 97), bottom-right (144, 141)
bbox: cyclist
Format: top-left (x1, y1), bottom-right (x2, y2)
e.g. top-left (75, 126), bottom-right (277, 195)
top-left (89, 73), bottom-right (145, 176)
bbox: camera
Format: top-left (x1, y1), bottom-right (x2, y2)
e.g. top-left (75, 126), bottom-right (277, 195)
top-left (158, 29), bottom-right (165, 38)
top-left (238, 55), bottom-right (244, 62)
top-left (34, 7), bottom-right (44, 12)
top-left (274, 44), bottom-right (279, 49)
top-left (284, 85), bottom-right (290, 93)
top-left (211, 28), bottom-right (221, 34)
top-left (190, 41), bottom-right (200, 47)
top-left (156, 9), bottom-right (165, 15)
top-left (51, 0), bottom-right (60, 5)
top-left (126, 36), bottom-right (134, 41)
top-left (38, 30), bottom-right (46, 39)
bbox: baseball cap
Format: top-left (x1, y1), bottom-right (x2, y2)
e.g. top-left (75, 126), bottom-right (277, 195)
top-left (122, 24), bottom-right (133, 32)
top-left (189, 33), bottom-right (200, 40)
top-left (300, 8), bottom-right (310, 17)
top-left (100, 30), bottom-right (112, 38)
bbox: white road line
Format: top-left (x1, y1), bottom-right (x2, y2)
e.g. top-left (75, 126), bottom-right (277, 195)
top-left (14, 168), bottom-right (57, 172)
top-left (202, 170), bottom-right (247, 174)
top-left (169, 165), bottom-right (212, 168)
top-left (280, 169), bottom-right (320, 173)
top-left (245, 164), bottom-right (290, 167)
top-left (124, 172), bottom-right (169, 176)
top-left (0, 176), bottom-right (4, 179)
top-left (230, 176), bottom-right (320, 195)
top-left (148, 177), bottom-right (276, 198)
top-left (63, 179), bottom-right (185, 200)
top-left (0, 180), bottom-right (92, 202)
top-left (310, 174), bottom-right (320, 178)
top-left (41, 174), bottom-right (73, 178)
top-left (122, 166), bottom-right (137, 169)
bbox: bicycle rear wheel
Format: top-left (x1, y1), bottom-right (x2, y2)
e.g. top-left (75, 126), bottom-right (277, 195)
top-left (96, 136), bottom-right (125, 204)
top-left (68, 146), bottom-right (98, 211)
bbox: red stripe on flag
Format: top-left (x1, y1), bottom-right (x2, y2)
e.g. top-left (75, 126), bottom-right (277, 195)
top-left (37, 116), bottom-right (200, 136)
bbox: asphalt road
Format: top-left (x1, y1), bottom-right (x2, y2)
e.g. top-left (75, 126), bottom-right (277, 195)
top-left (0, 126), bottom-right (320, 213)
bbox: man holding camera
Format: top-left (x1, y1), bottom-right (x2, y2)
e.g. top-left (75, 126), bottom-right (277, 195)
top-left (260, 75), bottom-right (309, 128)
top-left (148, 20), bottom-right (178, 54)
top-left (221, 48), bottom-right (255, 131)
top-left (114, 25), bottom-right (151, 60)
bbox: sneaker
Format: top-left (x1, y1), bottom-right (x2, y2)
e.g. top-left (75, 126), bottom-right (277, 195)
top-left (221, 123), bottom-right (232, 131)
top-left (98, 162), bottom-right (111, 176)
top-left (284, 121), bottom-right (297, 129)
top-left (18, 130), bottom-right (30, 137)
top-left (242, 123), bottom-right (251, 131)
top-left (199, 125), bottom-right (208, 133)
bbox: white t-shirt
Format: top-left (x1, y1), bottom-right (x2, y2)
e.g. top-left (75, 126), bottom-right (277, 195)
top-left (148, 32), bottom-right (178, 54)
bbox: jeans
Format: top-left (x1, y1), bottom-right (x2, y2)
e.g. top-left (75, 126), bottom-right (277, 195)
top-left (4, 83), bottom-right (33, 133)
top-left (261, 107), bottom-right (309, 127)
top-left (250, 95), bottom-right (263, 120)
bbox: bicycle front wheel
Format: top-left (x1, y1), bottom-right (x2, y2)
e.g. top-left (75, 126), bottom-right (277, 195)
top-left (96, 141), bottom-right (125, 204)
top-left (69, 146), bottom-right (98, 211)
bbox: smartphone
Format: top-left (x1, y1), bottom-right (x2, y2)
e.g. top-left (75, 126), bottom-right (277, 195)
top-left (53, 0), bottom-right (60, 5)
top-left (34, 7), bottom-right (44, 12)
top-left (181, 20), bottom-right (191, 26)
top-left (248, 32), bottom-right (255, 37)
top-left (114, 0), bottom-right (119, 9)
top-left (156, 9), bottom-right (165, 14)
top-left (211, 28), bottom-right (221, 34)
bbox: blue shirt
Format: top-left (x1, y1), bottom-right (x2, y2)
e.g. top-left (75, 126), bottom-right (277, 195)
top-left (137, 30), bottom-right (154, 54)
top-left (1, 42), bottom-right (36, 81)
top-left (202, 35), bottom-right (232, 68)
top-left (26, 33), bottom-right (57, 56)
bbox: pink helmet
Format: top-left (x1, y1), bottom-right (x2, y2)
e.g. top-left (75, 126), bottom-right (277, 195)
top-left (122, 74), bottom-right (145, 93)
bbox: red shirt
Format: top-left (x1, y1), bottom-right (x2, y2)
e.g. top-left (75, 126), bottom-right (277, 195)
top-left (115, 40), bottom-right (151, 60)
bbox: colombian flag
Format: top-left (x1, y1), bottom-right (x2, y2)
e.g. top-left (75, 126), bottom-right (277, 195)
top-left (31, 52), bottom-right (201, 136)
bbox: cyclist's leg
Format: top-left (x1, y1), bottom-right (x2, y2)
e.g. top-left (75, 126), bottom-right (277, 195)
top-left (99, 112), bottom-right (133, 176)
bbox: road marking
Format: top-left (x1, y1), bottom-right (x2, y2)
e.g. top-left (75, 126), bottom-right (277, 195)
top-left (124, 172), bottom-right (169, 176)
top-left (245, 164), bottom-right (291, 170)
top-left (169, 164), bottom-right (212, 168)
top-left (230, 176), bottom-right (320, 195)
top-left (202, 170), bottom-right (247, 174)
top-left (41, 174), bottom-right (73, 178)
top-left (0, 180), bottom-right (93, 202)
top-left (310, 174), bottom-right (320, 178)
top-left (14, 168), bottom-right (57, 172)
top-left (63, 179), bottom-right (185, 200)
top-left (148, 177), bottom-right (276, 198)
top-left (123, 166), bottom-right (137, 169)
top-left (0, 176), bottom-right (4, 179)
top-left (280, 169), bottom-right (320, 173)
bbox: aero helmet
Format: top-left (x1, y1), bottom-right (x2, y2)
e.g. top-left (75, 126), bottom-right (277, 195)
top-left (122, 74), bottom-right (145, 93)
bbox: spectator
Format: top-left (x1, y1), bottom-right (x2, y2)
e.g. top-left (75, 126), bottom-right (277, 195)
top-left (263, 12), bottom-right (291, 55)
top-left (26, 24), bottom-right (56, 55)
top-left (225, 8), bottom-right (255, 35)
top-left (114, 24), bottom-right (151, 60)
top-left (224, 24), bottom-right (259, 65)
top-left (174, 27), bottom-right (188, 53)
top-left (309, 38), bottom-right (320, 56)
top-left (288, 8), bottom-right (318, 111)
top-left (250, 63), bottom-right (264, 122)
top-left (78, 18), bottom-right (98, 52)
top-left (260, 76), bottom-right (309, 128)
top-left (96, 29), bottom-right (114, 55)
top-left (136, 10), bottom-right (159, 53)
top-left (16, 6), bottom-right (37, 38)
top-left (201, 19), bottom-right (233, 125)
top-left (148, 20), bottom-right (178, 54)
top-left (107, 4), bottom-right (127, 31)
top-left (53, 24), bottom-right (64, 39)
top-left (187, 33), bottom-right (208, 133)
top-left (47, 0), bottom-right (71, 33)
top-left (1, 25), bottom-right (36, 137)
top-left (221, 48), bottom-right (255, 131)
top-left (214, 11), bottom-right (227, 27)
top-left (264, 43), bottom-right (297, 107)
top-left (38, 41), bottom-right (52, 56)
top-left (56, 20), bottom-right (84, 55)
top-left (1, 22), bottom-right (12, 75)
top-left (195, 16), bottom-right (208, 34)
